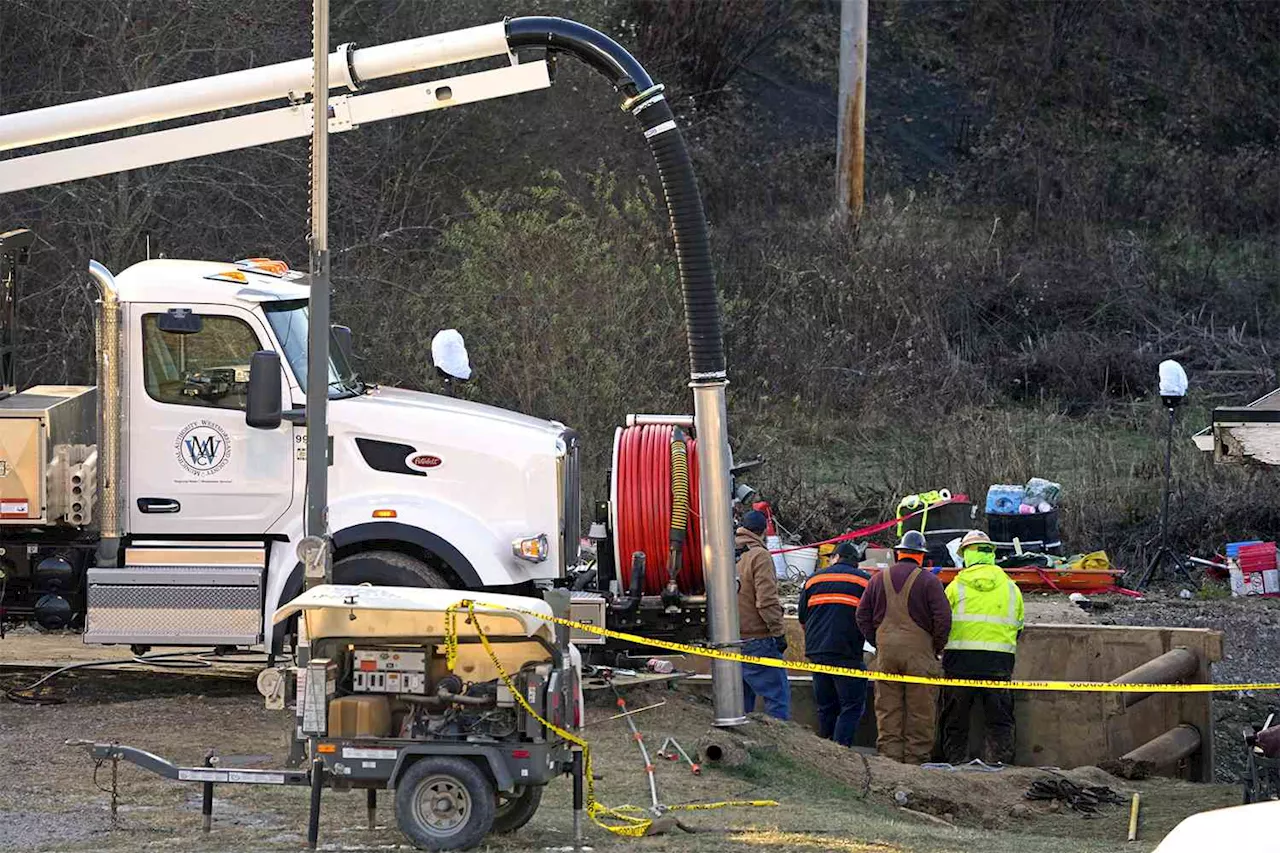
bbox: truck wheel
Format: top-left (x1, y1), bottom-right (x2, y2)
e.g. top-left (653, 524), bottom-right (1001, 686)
top-left (272, 551), bottom-right (450, 657)
top-left (334, 550), bottom-right (451, 588)
top-left (492, 785), bottom-right (543, 833)
top-left (395, 756), bottom-right (495, 851)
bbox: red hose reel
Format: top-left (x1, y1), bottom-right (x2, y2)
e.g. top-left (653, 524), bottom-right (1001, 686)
top-left (611, 423), bottom-right (704, 595)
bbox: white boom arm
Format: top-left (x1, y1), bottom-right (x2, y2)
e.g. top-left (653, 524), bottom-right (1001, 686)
top-left (0, 65), bottom-right (548, 193)
top-left (0, 22), bottom-right (538, 194)
top-left (0, 23), bottom-right (509, 151)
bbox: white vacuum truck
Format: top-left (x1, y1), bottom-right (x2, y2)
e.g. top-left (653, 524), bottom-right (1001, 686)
top-left (0, 230), bottom-right (578, 654)
top-left (0, 15), bottom-right (746, 725)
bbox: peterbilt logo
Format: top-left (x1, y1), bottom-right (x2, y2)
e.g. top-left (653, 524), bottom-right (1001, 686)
top-left (404, 452), bottom-right (443, 473)
top-left (175, 420), bottom-right (232, 477)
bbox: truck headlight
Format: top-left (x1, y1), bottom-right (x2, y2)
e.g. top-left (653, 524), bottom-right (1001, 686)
top-left (512, 534), bottom-right (550, 563)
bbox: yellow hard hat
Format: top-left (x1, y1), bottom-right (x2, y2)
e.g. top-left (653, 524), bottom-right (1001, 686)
top-left (959, 529), bottom-right (993, 551)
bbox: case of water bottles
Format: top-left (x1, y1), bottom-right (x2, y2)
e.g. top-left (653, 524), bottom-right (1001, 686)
top-left (984, 478), bottom-right (1064, 556)
top-left (985, 478), bottom-right (1062, 515)
top-left (985, 484), bottom-right (1025, 515)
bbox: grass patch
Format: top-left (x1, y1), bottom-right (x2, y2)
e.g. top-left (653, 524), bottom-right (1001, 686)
top-left (724, 747), bottom-right (869, 802)
top-left (727, 829), bottom-right (905, 852)
top-left (1196, 580), bottom-right (1232, 601)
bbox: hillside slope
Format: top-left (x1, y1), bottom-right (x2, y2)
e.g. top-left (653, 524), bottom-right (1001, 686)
top-left (1, 0), bottom-right (1277, 559)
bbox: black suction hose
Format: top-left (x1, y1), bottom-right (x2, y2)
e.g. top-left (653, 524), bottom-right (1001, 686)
top-left (505, 17), bottom-right (726, 381)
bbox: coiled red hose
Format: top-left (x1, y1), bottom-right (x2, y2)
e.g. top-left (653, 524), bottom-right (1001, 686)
top-left (615, 424), bottom-right (703, 595)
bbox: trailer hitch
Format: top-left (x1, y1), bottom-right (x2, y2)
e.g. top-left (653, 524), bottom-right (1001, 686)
top-left (66, 739), bottom-right (309, 785)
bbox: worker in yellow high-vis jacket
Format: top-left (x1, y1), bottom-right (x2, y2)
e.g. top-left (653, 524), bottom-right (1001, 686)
top-left (939, 530), bottom-right (1024, 765)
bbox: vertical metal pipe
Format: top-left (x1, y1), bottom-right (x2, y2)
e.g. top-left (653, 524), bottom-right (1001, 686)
top-left (692, 381), bottom-right (746, 727)
top-left (837, 0), bottom-right (868, 225)
top-left (571, 748), bottom-right (584, 844)
top-left (110, 756), bottom-right (119, 826)
top-left (305, 0), bottom-right (332, 581)
top-left (307, 757), bottom-right (324, 849)
top-left (1159, 406), bottom-right (1175, 552)
top-left (366, 788), bottom-right (377, 830)
top-left (88, 261), bottom-right (122, 567)
top-left (201, 753), bottom-right (215, 832)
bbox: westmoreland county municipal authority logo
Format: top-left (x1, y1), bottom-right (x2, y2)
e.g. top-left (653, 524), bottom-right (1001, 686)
top-left (174, 420), bottom-right (232, 478)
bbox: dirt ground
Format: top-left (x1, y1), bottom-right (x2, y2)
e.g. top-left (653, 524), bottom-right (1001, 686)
top-left (0, 667), bottom-right (1243, 853)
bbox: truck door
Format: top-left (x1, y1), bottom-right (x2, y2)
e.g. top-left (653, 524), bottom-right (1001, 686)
top-left (128, 303), bottom-right (294, 534)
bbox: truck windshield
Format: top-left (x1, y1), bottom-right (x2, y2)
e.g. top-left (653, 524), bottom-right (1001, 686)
top-left (263, 300), bottom-right (361, 398)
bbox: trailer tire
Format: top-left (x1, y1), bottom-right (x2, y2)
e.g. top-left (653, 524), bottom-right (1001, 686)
top-left (395, 756), bottom-right (495, 851)
top-left (492, 784), bottom-right (543, 834)
top-left (334, 550), bottom-right (451, 589)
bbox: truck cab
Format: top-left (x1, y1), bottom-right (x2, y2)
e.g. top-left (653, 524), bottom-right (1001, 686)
top-left (2, 253), bottom-right (581, 651)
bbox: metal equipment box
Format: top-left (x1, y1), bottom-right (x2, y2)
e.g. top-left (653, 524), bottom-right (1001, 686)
top-left (0, 385), bottom-right (96, 524)
top-left (568, 591), bottom-right (607, 646)
top-left (84, 543), bottom-right (266, 646)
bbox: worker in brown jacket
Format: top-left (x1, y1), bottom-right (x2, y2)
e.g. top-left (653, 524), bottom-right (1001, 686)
top-left (855, 530), bottom-right (952, 763)
top-left (735, 510), bottom-right (790, 719)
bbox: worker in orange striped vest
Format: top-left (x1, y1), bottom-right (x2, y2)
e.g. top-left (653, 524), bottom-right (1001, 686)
top-left (798, 541), bottom-right (871, 746)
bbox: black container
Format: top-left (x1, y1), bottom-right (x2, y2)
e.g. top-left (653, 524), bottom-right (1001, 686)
top-left (901, 501), bottom-right (976, 567)
top-left (986, 510), bottom-right (1062, 556)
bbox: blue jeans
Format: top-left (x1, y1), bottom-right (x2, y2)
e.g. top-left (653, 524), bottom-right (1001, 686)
top-left (809, 655), bottom-right (867, 747)
top-left (742, 637), bottom-right (791, 720)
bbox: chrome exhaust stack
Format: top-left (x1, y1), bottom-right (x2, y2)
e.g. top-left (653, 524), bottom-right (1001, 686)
top-left (88, 260), bottom-right (123, 567)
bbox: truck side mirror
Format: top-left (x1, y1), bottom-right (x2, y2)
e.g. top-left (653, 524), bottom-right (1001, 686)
top-left (245, 350), bottom-right (283, 429)
top-left (332, 324), bottom-right (353, 364)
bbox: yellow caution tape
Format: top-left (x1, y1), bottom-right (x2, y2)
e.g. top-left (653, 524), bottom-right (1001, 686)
top-left (467, 599), bottom-right (1280, 694)
top-left (443, 600), bottom-right (461, 672)
top-left (446, 600), bottom-right (779, 838)
top-left (667, 799), bottom-right (781, 812)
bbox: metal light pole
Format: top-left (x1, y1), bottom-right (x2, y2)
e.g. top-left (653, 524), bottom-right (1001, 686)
top-left (304, 0), bottom-right (332, 588)
top-left (837, 0), bottom-right (868, 226)
top-left (1136, 360), bottom-right (1196, 590)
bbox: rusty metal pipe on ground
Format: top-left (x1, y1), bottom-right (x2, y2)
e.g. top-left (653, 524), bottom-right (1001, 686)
top-left (1115, 724), bottom-right (1201, 779)
top-left (1110, 646), bottom-right (1199, 708)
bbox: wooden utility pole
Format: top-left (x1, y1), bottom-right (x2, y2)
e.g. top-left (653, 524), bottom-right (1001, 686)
top-left (836, 0), bottom-right (868, 226)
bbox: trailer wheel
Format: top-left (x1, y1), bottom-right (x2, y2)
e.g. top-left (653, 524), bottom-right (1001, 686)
top-left (334, 550), bottom-right (451, 588)
top-left (395, 756), bottom-right (494, 851)
top-left (492, 785), bottom-right (543, 834)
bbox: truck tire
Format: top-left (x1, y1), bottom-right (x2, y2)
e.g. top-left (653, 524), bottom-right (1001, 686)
top-left (395, 756), bottom-right (495, 851)
top-left (334, 550), bottom-right (451, 589)
top-left (492, 785), bottom-right (543, 834)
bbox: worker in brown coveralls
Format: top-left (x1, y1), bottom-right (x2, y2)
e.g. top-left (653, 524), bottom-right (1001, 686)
top-left (735, 510), bottom-right (790, 719)
top-left (855, 530), bottom-right (952, 763)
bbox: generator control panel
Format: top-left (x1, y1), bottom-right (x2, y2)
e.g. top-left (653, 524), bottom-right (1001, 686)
top-left (351, 647), bottom-right (429, 695)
